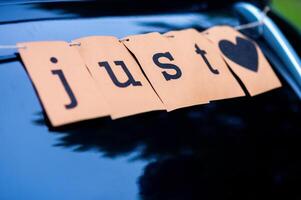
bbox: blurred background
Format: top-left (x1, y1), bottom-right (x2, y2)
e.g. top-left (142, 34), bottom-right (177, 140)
top-left (273, 0), bottom-right (301, 30)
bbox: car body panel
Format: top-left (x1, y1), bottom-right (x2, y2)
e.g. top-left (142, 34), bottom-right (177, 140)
top-left (0, 1), bottom-right (301, 200)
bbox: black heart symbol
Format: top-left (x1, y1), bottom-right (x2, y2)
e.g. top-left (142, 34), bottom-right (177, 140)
top-left (219, 37), bottom-right (258, 72)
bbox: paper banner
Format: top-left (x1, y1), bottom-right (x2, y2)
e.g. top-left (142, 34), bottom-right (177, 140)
top-left (18, 41), bottom-right (110, 126)
top-left (74, 36), bottom-right (164, 119)
top-left (123, 32), bottom-right (209, 111)
top-left (204, 26), bottom-right (282, 96)
top-left (17, 26), bottom-right (283, 127)
top-left (164, 29), bottom-right (245, 101)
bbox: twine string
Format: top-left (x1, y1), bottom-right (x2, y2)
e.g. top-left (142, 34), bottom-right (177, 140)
top-left (0, 6), bottom-right (270, 50)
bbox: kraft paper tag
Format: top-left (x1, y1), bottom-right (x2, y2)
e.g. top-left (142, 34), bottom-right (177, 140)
top-left (164, 29), bottom-right (245, 101)
top-left (18, 41), bottom-right (110, 127)
top-left (204, 26), bottom-right (281, 96)
top-left (122, 32), bottom-right (209, 111)
top-left (74, 36), bottom-right (164, 119)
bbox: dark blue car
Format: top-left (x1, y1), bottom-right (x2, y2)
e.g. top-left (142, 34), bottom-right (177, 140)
top-left (1, 0), bottom-right (301, 199)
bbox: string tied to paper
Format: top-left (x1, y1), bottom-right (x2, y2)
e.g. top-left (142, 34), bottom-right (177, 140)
top-left (0, 6), bottom-right (270, 50)
top-left (234, 6), bottom-right (270, 31)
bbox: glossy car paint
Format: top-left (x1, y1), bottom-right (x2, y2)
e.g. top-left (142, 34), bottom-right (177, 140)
top-left (0, 1), bottom-right (301, 200)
